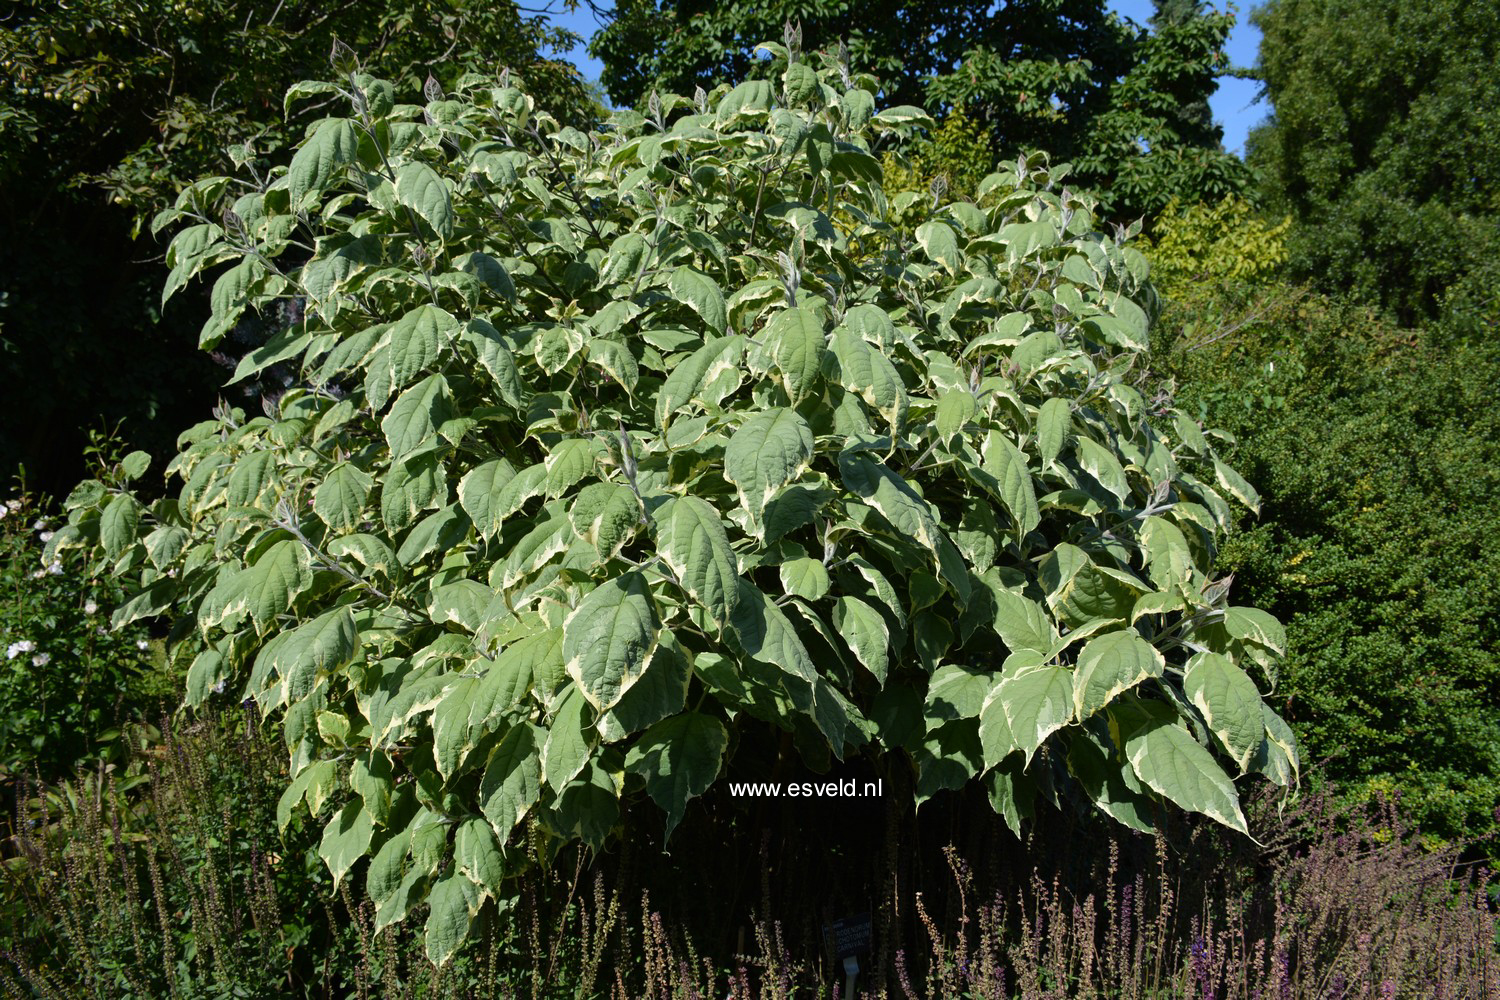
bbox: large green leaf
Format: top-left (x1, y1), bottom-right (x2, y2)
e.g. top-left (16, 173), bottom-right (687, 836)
top-left (780, 557), bottom-right (830, 601)
top-left (838, 452), bottom-right (969, 599)
top-left (100, 494), bottom-right (142, 559)
top-left (454, 817), bottom-right (505, 899)
top-left (545, 438), bottom-right (595, 498)
top-left (563, 572), bottom-right (660, 711)
top-left (1213, 458), bottom-right (1261, 515)
top-left (431, 677), bottom-right (481, 779)
top-left (349, 751), bottom-right (393, 825)
top-left (1125, 715), bottom-right (1248, 834)
top-left (480, 722), bottom-right (544, 841)
top-left (396, 161), bottom-right (455, 239)
top-left (1138, 516), bottom-right (1196, 591)
top-left (763, 306), bottom-right (826, 404)
top-left (1183, 651), bottom-right (1264, 771)
top-left (318, 800), bottom-right (375, 890)
top-left (1256, 703), bottom-right (1300, 787)
top-left (549, 761), bottom-right (621, 850)
top-left (1068, 736), bottom-right (1156, 834)
top-left (914, 720), bottom-right (982, 804)
top-left (385, 304), bottom-right (456, 392)
top-left (270, 607), bottom-right (359, 701)
top-left (380, 450), bottom-right (447, 533)
top-left (978, 688), bottom-right (1017, 770)
top-left (1075, 437), bottom-right (1130, 503)
top-left (1036, 397), bottom-right (1071, 469)
top-left (315, 463), bottom-right (374, 536)
top-left (427, 580), bottom-right (492, 634)
top-left (934, 390), bottom-right (977, 443)
top-left (199, 540), bottom-right (313, 633)
top-left (654, 335), bottom-right (744, 429)
top-left (1073, 630), bottom-right (1164, 721)
top-left (226, 449), bottom-right (277, 506)
top-left (185, 650), bottom-right (226, 708)
top-left (587, 338), bottom-right (640, 393)
top-left (833, 595), bottom-right (890, 685)
top-left (656, 497), bottom-right (740, 627)
top-left (826, 328), bottom-right (908, 432)
top-left (288, 118), bottom-right (359, 207)
top-left (715, 79), bottom-right (773, 125)
top-left (382, 373), bottom-right (454, 458)
top-left (569, 481), bottom-right (642, 560)
top-left (599, 633), bottom-right (692, 740)
top-left (1039, 544), bottom-right (1138, 627)
top-left (915, 221), bottom-right (961, 275)
top-left (463, 319), bottom-right (526, 408)
top-left (924, 664), bottom-right (994, 725)
top-left (424, 874), bottom-right (475, 966)
top-left (396, 504), bottom-right (468, 566)
top-left (1223, 606), bottom-right (1287, 656)
top-left (458, 458), bottom-right (519, 540)
top-left (599, 232), bottom-right (648, 286)
top-left (987, 586), bottom-right (1058, 654)
top-left (724, 408), bottom-right (814, 519)
top-left (981, 430), bottom-right (1040, 540)
top-left (543, 685), bottom-right (595, 792)
top-left (729, 580), bottom-right (818, 687)
top-left (276, 759), bottom-right (336, 832)
top-left (624, 712), bottom-right (728, 840)
top-left (999, 665), bottom-right (1073, 763)
top-left (667, 266), bottom-right (726, 334)
top-left (984, 761), bottom-right (1036, 836)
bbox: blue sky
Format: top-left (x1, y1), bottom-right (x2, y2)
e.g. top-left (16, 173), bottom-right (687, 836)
top-left (539, 1), bottom-right (1267, 158)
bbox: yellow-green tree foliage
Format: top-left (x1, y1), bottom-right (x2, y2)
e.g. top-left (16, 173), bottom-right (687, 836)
top-left (1140, 197), bottom-right (1290, 302)
top-left (883, 106), bottom-right (996, 204)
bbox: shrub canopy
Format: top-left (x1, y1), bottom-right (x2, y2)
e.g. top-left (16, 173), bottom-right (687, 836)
top-left (55, 49), bottom-right (1295, 963)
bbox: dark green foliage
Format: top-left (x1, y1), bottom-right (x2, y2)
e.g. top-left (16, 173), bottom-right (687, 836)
top-left (0, 1), bottom-right (594, 221)
top-left (1247, 0), bottom-right (1500, 333)
top-left (590, 0), bottom-right (1010, 113)
top-left (927, 0), bottom-right (1250, 221)
top-left (0, 0), bottom-right (595, 497)
top-left (0, 486), bottom-right (163, 782)
top-left (4, 709), bottom-right (395, 997)
top-left (1155, 294), bottom-right (1500, 847)
top-left (591, 0), bottom-right (1249, 221)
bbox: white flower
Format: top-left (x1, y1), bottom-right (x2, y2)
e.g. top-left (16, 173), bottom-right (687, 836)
top-left (5, 499), bottom-right (20, 511)
top-left (47, 561), bottom-right (62, 576)
top-left (212, 679), bottom-right (226, 694)
top-left (0, 507), bottom-right (8, 521)
top-left (39, 530), bottom-right (53, 543)
top-left (136, 639), bottom-right (149, 651)
top-left (96, 627), bottom-right (108, 637)
top-left (7, 640), bottom-right (35, 660)
top-left (30, 569), bottom-right (45, 579)
top-left (31, 653), bottom-right (49, 667)
top-left (84, 601), bottom-right (98, 615)
top-left (32, 519), bottom-right (46, 531)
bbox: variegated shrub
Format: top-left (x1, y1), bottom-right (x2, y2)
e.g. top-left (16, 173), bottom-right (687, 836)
top-left (49, 47), bottom-right (1296, 964)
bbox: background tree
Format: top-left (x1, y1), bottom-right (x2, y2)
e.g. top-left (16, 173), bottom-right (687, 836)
top-left (1246, 0), bottom-right (1500, 334)
top-left (589, 0), bottom-right (1249, 221)
top-left (0, 0), bottom-right (593, 498)
top-left (589, 0), bottom-right (1005, 113)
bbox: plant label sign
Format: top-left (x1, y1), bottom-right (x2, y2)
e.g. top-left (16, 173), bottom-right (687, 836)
top-left (825, 912), bottom-right (872, 960)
